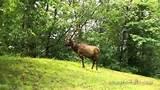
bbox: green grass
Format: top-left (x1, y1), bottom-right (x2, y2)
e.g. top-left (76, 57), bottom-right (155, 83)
top-left (0, 56), bottom-right (160, 90)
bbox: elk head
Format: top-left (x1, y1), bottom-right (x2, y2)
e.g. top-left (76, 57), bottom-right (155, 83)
top-left (65, 38), bottom-right (73, 47)
top-left (64, 30), bottom-right (77, 48)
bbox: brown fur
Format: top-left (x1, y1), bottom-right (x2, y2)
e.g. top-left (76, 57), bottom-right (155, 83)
top-left (65, 39), bottom-right (100, 70)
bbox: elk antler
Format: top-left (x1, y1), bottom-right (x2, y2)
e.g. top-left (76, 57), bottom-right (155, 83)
top-left (65, 24), bottom-right (80, 42)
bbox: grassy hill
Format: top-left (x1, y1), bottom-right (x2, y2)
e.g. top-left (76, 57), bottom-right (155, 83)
top-left (0, 56), bottom-right (160, 90)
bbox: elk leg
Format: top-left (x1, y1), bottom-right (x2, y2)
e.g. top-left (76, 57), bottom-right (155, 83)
top-left (95, 56), bottom-right (98, 70)
top-left (91, 60), bottom-right (95, 69)
top-left (92, 56), bottom-right (98, 70)
top-left (80, 56), bottom-right (85, 68)
top-left (96, 60), bottom-right (98, 70)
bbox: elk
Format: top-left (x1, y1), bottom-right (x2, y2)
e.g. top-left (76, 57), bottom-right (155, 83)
top-left (65, 38), bottom-right (100, 70)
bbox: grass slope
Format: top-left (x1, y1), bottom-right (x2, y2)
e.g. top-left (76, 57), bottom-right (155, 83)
top-left (0, 56), bottom-right (160, 90)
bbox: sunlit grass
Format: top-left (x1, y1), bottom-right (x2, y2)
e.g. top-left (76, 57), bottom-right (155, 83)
top-left (0, 56), bottom-right (159, 90)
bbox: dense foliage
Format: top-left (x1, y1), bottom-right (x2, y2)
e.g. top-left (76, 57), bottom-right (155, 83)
top-left (0, 0), bottom-right (160, 78)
